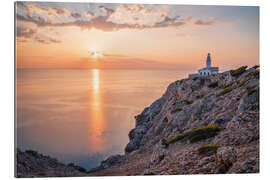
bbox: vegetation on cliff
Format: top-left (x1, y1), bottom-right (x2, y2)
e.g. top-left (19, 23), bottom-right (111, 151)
top-left (162, 125), bottom-right (225, 146)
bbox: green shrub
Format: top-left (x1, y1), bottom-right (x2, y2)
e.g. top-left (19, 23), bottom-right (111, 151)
top-left (188, 126), bottom-right (225, 143)
top-left (220, 82), bottom-right (234, 89)
top-left (162, 134), bottom-right (185, 146)
top-left (245, 70), bottom-right (259, 78)
top-left (208, 81), bottom-right (219, 88)
top-left (159, 154), bottom-right (165, 161)
top-left (235, 79), bottom-right (241, 84)
top-left (247, 88), bottom-right (257, 96)
top-left (25, 150), bottom-right (39, 157)
top-left (237, 79), bottom-right (249, 88)
top-left (162, 125), bottom-right (225, 146)
top-left (205, 93), bottom-right (214, 98)
top-left (161, 139), bottom-right (168, 146)
top-left (230, 66), bottom-right (248, 77)
top-left (217, 86), bottom-right (233, 96)
top-left (196, 94), bottom-right (204, 99)
top-left (198, 144), bottom-right (220, 155)
top-left (184, 99), bottom-right (193, 104)
top-left (215, 118), bottom-right (224, 125)
top-left (171, 107), bottom-right (182, 113)
top-left (252, 65), bottom-right (259, 69)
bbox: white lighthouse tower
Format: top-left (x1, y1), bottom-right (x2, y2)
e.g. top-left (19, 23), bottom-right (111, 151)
top-left (188, 53), bottom-right (219, 78)
top-left (197, 53), bottom-right (219, 76)
top-left (206, 53), bottom-right (211, 68)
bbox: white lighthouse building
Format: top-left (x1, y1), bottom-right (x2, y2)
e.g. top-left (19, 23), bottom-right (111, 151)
top-left (189, 53), bottom-right (219, 78)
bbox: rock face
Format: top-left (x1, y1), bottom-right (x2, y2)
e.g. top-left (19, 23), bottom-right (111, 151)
top-left (125, 97), bottom-right (165, 153)
top-left (89, 66), bottom-right (259, 175)
top-left (16, 149), bottom-right (88, 177)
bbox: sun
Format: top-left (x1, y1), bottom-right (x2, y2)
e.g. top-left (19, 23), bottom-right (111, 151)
top-left (93, 51), bottom-right (102, 58)
top-left (89, 48), bottom-right (103, 59)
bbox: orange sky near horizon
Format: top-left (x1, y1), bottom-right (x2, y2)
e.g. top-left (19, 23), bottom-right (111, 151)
top-left (16, 2), bottom-right (259, 71)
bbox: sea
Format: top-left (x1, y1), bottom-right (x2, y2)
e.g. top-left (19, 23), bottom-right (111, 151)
top-left (16, 69), bottom-right (189, 170)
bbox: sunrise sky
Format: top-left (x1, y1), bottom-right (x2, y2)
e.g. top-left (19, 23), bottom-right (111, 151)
top-left (15, 2), bottom-right (259, 70)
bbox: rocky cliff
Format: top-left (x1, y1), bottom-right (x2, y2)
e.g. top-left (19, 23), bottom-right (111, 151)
top-left (90, 65), bottom-right (259, 175)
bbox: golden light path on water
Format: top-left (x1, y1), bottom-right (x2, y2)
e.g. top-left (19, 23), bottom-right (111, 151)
top-left (93, 69), bottom-right (100, 97)
top-left (88, 69), bottom-right (107, 152)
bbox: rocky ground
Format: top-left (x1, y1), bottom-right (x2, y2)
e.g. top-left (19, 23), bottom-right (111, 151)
top-left (16, 149), bottom-right (88, 177)
top-left (16, 65), bottom-right (259, 177)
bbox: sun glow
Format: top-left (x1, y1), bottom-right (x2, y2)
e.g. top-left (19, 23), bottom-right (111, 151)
top-left (89, 48), bottom-right (103, 59)
top-left (93, 51), bottom-right (102, 58)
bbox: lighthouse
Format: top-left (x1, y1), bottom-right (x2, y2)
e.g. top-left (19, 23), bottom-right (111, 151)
top-left (188, 53), bottom-right (219, 78)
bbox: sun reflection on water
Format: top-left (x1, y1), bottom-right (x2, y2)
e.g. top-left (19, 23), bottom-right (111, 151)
top-left (93, 69), bottom-right (99, 94)
top-left (88, 69), bottom-right (107, 153)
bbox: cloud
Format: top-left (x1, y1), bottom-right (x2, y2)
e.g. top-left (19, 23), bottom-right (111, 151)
top-left (20, 2), bottom-right (71, 19)
top-left (122, 4), bottom-right (144, 14)
top-left (16, 2), bottom-right (189, 32)
top-left (193, 17), bottom-right (216, 25)
top-left (16, 24), bottom-right (62, 44)
top-left (34, 36), bottom-right (62, 44)
top-left (84, 11), bottom-right (94, 18)
top-left (17, 14), bottom-right (50, 26)
top-left (71, 12), bottom-right (81, 18)
top-left (99, 6), bottom-right (114, 16)
top-left (153, 16), bottom-right (185, 28)
top-left (17, 26), bottom-right (37, 38)
top-left (16, 2), bottom-right (218, 35)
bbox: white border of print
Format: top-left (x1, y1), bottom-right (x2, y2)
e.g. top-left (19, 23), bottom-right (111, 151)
top-left (1, 0), bottom-right (269, 180)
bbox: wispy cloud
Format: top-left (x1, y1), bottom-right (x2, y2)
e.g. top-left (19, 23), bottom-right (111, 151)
top-left (192, 17), bottom-right (217, 25)
top-left (34, 36), bottom-right (62, 44)
top-left (71, 12), bottom-right (81, 18)
top-left (17, 26), bottom-right (37, 38)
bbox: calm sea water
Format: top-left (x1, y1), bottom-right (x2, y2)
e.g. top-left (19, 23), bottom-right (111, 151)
top-left (16, 69), bottom-right (188, 170)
